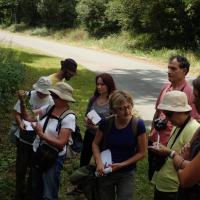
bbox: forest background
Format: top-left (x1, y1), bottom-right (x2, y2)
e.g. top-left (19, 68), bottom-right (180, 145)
top-left (0, 0), bottom-right (200, 199)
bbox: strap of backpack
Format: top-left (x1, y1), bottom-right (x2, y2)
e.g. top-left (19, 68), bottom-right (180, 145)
top-left (101, 115), bottom-right (115, 150)
top-left (56, 109), bottom-right (76, 133)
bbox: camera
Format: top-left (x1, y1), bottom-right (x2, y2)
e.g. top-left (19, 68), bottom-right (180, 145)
top-left (154, 118), bottom-right (167, 131)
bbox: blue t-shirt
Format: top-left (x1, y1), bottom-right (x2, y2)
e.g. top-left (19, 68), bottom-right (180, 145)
top-left (99, 118), bottom-right (146, 172)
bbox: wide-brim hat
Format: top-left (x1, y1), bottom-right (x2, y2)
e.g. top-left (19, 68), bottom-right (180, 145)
top-left (157, 90), bottom-right (192, 112)
top-left (49, 82), bottom-right (75, 102)
top-left (33, 76), bottom-right (51, 95)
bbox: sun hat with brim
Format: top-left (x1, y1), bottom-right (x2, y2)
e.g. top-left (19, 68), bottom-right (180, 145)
top-left (33, 76), bottom-right (52, 95)
top-left (49, 82), bottom-right (75, 102)
top-left (157, 90), bottom-right (192, 112)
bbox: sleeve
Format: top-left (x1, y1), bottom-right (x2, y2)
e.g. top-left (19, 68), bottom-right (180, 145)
top-left (13, 100), bottom-right (21, 113)
top-left (137, 119), bottom-right (146, 136)
top-left (61, 114), bottom-right (76, 132)
top-left (155, 84), bottom-right (170, 109)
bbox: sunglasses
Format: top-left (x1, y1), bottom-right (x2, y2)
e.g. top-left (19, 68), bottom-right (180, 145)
top-left (50, 92), bottom-right (59, 99)
top-left (163, 111), bottom-right (174, 118)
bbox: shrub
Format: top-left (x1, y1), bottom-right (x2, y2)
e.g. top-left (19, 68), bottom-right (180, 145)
top-left (76, 0), bottom-right (120, 37)
top-left (0, 48), bottom-right (25, 112)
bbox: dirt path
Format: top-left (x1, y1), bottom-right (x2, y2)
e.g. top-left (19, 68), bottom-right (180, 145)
top-left (0, 30), bottom-right (171, 127)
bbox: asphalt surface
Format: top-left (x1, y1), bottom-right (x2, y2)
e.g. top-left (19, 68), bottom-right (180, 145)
top-left (0, 30), bottom-right (171, 127)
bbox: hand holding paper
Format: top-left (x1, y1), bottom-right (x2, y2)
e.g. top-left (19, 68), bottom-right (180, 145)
top-left (87, 109), bottom-right (101, 125)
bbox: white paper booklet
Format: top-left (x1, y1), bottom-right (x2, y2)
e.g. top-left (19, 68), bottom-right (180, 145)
top-left (101, 149), bottom-right (112, 170)
top-left (23, 120), bottom-right (34, 131)
top-left (95, 149), bottom-right (113, 176)
top-left (87, 109), bottom-right (101, 125)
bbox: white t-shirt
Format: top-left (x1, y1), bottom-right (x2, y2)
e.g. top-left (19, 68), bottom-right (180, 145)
top-left (14, 90), bottom-right (54, 139)
top-left (33, 106), bottom-right (76, 156)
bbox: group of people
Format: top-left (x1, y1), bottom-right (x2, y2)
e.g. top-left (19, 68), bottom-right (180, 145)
top-left (11, 55), bottom-right (200, 200)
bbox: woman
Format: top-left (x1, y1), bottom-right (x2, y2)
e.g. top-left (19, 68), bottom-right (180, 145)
top-left (92, 90), bottom-right (146, 200)
top-left (80, 73), bottom-right (116, 167)
top-left (172, 76), bottom-right (200, 200)
top-left (18, 82), bottom-right (76, 200)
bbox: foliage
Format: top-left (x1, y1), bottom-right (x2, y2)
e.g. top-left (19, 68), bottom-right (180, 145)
top-left (76, 0), bottom-right (120, 37)
top-left (37, 0), bottom-right (77, 28)
top-left (0, 47), bottom-right (25, 113)
top-left (1, 0), bottom-right (200, 48)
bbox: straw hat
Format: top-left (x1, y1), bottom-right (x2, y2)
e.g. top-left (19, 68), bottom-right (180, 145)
top-left (157, 90), bottom-right (192, 112)
top-left (33, 76), bottom-right (51, 95)
top-left (49, 82), bottom-right (75, 102)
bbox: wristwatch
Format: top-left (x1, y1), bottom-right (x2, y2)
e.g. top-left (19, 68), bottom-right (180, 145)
top-left (169, 150), bottom-right (176, 159)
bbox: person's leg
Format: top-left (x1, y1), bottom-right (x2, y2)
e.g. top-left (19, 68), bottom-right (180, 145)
top-left (116, 171), bottom-right (135, 200)
top-left (43, 155), bottom-right (66, 200)
top-left (32, 167), bottom-right (43, 200)
top-left (15, 140), bottom-right (30, 200)
top-left (98, 173), bottom-right (116, 200)
top-left (25, 145), bottom-right (34, 200)
top-left (80, 130), bottom-right (95, 167)
top-left (154, 188), bottom-right (178, 200)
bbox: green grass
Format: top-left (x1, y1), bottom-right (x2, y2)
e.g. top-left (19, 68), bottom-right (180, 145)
top-left (0, 44), bottom-right (153, 200)
top-left (2, 25), bottom-right (200, 76)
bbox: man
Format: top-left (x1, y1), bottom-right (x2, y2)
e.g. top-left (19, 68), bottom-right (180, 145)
top-left (148, 55), bottom-right (199, 181)
top-left (48, 58), bottom-right (77, 85)
top-left (149, 91), bottom-right (200, 200)
top-left (14, 76), bottom-right (53, 200)
top-left (149, 55), bottom-right (199, 146)
top-left (192, 76), bottom-right (200, 117)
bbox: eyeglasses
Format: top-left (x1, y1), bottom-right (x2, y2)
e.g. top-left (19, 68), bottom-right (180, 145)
top-left (116, 105), bottom-right (132, 111)
top-left (50, 93), bottom-right (59, 99)
top-left (163, 111), bottom-right (174, 118)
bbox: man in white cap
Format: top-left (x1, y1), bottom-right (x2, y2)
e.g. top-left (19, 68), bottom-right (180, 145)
top-left (13, 76), bottom-right (53, 200)
top-left (149, 90), bottom-right (200, 200)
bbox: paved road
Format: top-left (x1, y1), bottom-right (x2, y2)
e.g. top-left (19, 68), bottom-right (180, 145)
top-left (0, 30), bottom-right (170, 127)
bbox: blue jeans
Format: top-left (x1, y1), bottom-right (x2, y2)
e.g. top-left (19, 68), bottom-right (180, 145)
top-left (98, 170), bottom-right (135, 200)
top-left (32, 154), bottom-right (66, 200)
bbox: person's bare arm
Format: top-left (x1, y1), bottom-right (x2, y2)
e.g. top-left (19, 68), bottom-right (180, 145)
top-left (177, 152), bottom-right (200, 187)
top-left (92, 129), bottom-right (104, 175)
top-left (13, 110), bottom-right (25, 130)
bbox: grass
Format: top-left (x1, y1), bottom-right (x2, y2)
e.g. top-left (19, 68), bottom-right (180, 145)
top-left (1, 24), bottom-right (200, 76)
top-left (0, 44), bottom-right (154, 199)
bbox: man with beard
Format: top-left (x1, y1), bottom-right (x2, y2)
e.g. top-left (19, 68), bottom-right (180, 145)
top-left (48, 58), bottom-right (77, 85)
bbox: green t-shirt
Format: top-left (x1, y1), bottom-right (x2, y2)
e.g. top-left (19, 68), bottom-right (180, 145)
top-left (152, 119), bottom-right (200, 192)
top-left (48, 73), bottom-right (64, 86)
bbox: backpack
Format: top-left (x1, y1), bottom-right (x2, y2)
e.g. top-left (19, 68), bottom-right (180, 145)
top-left (42, 105), bottom-right (83, 155)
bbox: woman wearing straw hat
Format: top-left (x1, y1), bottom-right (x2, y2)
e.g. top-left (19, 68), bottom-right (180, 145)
top-left (18, 82), bottom-right (76, 200)
top-left (148, 90), bottom-right (200, 200)
top-left (13, 76), bottom-right (53, 200)
top-left (168, 76), bottom-right (200, 200)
